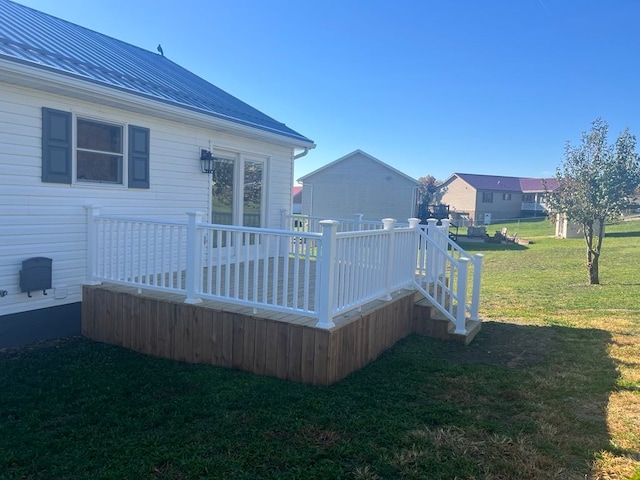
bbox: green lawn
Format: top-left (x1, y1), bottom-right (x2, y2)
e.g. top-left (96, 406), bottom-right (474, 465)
top-left (1, 219), bottom-right (639, 479)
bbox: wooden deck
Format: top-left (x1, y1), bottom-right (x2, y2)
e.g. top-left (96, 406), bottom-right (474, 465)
top-left (83, 282), bottom-right (440, 385)
top-left (82, 259), bottom-right (482, 385)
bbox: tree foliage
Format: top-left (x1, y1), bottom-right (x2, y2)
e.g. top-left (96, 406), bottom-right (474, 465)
top-left (545, 118), bottom-right (640, 284)
top-left (416, 175), bottom-right (446, 220)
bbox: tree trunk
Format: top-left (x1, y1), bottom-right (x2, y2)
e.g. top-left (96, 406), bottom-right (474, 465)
top-left (588, 253), bottom-right (600, 284)
top-left (584, 218), bottom-right (604, 285)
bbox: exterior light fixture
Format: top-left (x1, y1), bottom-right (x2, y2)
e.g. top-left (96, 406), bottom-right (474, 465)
top-left (200, 149), bottom-right (215, 173)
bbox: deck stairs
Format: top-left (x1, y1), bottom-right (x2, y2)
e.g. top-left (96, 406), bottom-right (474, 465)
top-left (412, 295), bottom-right (482, 346)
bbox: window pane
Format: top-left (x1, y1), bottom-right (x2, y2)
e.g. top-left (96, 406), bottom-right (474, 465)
top-left (243, 161), bottom-right (263, 227)
top-left (77, 151), bottom-right (123, 183)
top-left (212, 158), bottom-right (234, 225)
top-left (77, 119), bottom-right (122, 153)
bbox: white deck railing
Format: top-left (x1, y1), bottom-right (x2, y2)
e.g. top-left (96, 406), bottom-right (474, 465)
top-left (282, 211), bottom-right (384, 233)
top-left (86, 207), bottom-right (483, 333)
top-left (414, 218), bottom-right (484, 333)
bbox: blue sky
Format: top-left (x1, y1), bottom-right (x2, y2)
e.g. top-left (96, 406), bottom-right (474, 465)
top-left (14, 0), bottom-right (640, 183)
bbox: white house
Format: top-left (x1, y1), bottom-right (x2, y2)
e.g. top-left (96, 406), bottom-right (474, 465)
top-left (0, 0), bottom-right (314, 347)
top-left (297, 150), bottom-right (420, 222)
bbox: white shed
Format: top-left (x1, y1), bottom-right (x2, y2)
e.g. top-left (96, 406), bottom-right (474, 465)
top-left (297, 150), bottom-right (420, 222)
top-left (555, 214), bottom-right (605, 239)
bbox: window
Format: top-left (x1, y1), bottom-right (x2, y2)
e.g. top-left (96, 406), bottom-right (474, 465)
top-left (76, 119), bottom-right (123, 183)
top-left (42, 107), bottom-right (149, 188)
top-left (481, 192), bottom-right (493, 203)
top-left (523, 194), bottom-right (535, 202)
top-left (502, 193), bottom-right (512, 201)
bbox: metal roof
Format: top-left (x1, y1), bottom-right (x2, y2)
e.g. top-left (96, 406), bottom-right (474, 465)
top-left (445, 173), bottom-right (557, 192)
top-left (453, 173), bottom-right (523, 192)
top-left (519, 177), bottom-right (558, 192)
top-left (0, 0), bottom-right (312, 144)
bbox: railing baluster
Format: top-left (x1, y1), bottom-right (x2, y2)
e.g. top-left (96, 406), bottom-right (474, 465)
top-left (261, 236), bottom-right (270, 304)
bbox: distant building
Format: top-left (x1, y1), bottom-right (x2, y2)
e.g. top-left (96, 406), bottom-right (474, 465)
top-left (439, 173), bottom-right (558, 225)
top-left (292, 186), bottom-right (303, 214)
top-left (297, 150), bottom-right (420, 222)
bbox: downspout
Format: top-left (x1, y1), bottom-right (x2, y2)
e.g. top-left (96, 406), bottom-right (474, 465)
top-left (293, 147), bottom-right (311, 215)
top-left (293, 147), bottom-right (310, 160)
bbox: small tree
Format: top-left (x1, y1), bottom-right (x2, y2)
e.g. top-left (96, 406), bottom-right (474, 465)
top-left (545, 118), bottom-right (640, 284)
top-left (416, 175), bottom-right (446, 221)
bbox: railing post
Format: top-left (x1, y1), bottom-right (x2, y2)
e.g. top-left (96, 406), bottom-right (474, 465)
top-left (407, 218), bottom-right (421, 281)
top-left (440, 219), bottom-right (450, 237)
top-left (426, 218), bottom-right (438, 281)
top-left (455, 257), bottom-right (470, 334)
top-left (354, 213), bottom-right (364, 231)
top-left (381, 218), bottom-right (396, 300)
top-left (470, 253), bottom-right (484, 321)
top-left (184, 211), bottom-right (203, 304)
top-left (316, 220), bottom-right (339, 329)
top-left (84, 205), bottom-right (102, 285)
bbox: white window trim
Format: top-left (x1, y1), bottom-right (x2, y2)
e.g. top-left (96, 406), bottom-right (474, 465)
top-left (71, 112), bottom-right (129, 188)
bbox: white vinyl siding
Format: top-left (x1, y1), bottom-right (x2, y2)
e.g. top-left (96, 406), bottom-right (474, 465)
top-left (0, 83), bottom-right (295, 317)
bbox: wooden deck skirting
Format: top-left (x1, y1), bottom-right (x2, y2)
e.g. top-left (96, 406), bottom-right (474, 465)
top-left (82, 284), bottom-right (430, 385)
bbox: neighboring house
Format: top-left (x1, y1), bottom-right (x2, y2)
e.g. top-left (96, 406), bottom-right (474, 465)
top-left (439, 173), bottom-right (558, 225)
top-left (292, 186), bottom-right (303, 214)
top-left (0, 0), bottom-right (314, 347)
top-left (297, 150), bottom-right (420, 222)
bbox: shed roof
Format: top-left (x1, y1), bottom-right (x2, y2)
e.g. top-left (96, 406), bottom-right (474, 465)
top-left (0, 0), bottom-right (312, 144)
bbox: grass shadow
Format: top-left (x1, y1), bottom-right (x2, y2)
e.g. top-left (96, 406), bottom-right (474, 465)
top-left (605, 231), bottom-right (640, 238)
top-left (457, 240), bottom-right (529, 252)
top-left (0, 323), bottom-right (625, 479)
top-left (363, 321), bottom-right (620, 478)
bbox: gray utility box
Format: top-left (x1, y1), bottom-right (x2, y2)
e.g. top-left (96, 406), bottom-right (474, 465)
top-left (20, 257), bottom-right (52, 297)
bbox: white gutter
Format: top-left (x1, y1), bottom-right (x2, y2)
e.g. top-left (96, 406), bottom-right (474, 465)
top-left (293, 147), bottom-right (310, 160)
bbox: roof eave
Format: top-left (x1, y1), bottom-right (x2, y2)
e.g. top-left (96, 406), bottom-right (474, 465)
top-left (0, 57), bottom-right (316, 150)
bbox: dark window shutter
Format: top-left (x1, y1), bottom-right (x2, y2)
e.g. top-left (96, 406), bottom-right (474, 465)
top-left (128, 125), bottom-right (150, 188)
top-left (42, 107), bottom-right (71, 184)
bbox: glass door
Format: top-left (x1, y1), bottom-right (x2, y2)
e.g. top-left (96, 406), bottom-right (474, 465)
top-left (242, 160), bottom-right (263, 228)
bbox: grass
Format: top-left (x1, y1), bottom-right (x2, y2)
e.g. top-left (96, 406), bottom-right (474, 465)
top-left (1, 219), bottom-right (639, 479)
